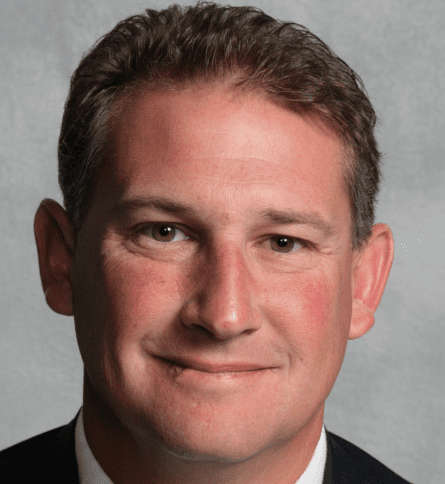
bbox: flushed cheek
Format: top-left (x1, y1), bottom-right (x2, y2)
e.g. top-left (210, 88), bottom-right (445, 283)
top-left (296, 274), bottom-right (351, 384)
top-left (297, 277), bottom-right (338, 343)
top-left (263, 270), bottom-right (347, 376)
top-left (264, 273), bottom-right (336, 343)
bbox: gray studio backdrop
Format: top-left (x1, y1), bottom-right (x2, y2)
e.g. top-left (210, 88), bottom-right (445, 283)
top-left (1, 1), bottom-right (444, 483)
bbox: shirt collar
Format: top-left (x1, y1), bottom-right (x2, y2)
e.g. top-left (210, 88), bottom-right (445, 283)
top-left (75, 407), bottom-right (113, 484)
top-left (75, 406), bottom-right (326, 484)
top-left (297, 424), bottom-right (327, 484)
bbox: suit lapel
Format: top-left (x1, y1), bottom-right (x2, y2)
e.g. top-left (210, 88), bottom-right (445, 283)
top-left (41, 408), bottom-right (81, 484)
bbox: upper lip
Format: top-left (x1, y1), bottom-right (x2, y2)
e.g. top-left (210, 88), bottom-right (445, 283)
top-left (158, 356), bottom-right (269, 373)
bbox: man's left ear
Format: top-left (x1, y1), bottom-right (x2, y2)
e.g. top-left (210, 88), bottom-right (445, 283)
top-left (349, 223), bottom-right (394, 340)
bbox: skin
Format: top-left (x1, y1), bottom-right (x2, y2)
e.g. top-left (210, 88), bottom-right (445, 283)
top-left (34, 85), bottom-right (394, 484)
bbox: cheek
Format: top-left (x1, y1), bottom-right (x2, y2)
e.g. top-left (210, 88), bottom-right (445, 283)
top-left (265, 274), bottom-right (333, 337)
top-left (100, 254), bottom-right (185, 337)
top-left (298, 278), bottom-right (334, 338)
top-left (261, 268), bottom-right (350, 358)
top-left (293, 277), bottom-right (344, 360)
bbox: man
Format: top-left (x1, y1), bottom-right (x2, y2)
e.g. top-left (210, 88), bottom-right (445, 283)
top-left (0, 2), bottom-right (412, 483)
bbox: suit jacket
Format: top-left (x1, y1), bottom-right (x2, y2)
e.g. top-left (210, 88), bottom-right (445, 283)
top-left (0, 410), bottom-right (412, 483)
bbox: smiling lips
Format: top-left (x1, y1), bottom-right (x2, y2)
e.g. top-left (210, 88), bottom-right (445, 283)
top-left (159, 356), bottom-right (269, 373)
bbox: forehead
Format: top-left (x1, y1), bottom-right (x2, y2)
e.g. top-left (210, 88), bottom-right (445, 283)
top-left (93, 85), bottom-right (350, 238)
top-left (113, 85), bottom-right (343, 169)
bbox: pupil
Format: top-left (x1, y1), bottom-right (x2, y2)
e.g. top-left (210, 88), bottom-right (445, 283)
top-left (159, 226), bottom-right (172, 237)
top-left (277, 237), bottom-right (289, 247)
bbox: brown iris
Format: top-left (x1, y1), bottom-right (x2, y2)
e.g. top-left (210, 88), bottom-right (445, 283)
top-left (270, 236), bottom-right (298, 253)
top-left (151, 224), bottom-right (177, 242)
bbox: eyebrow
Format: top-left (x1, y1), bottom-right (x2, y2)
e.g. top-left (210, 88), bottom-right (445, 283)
top-left (111, 196), bottom-right (197, 217)
top-left (258, 209), bottom-right (338, 239)
top-left (111, 196), bottom-right (338, 239)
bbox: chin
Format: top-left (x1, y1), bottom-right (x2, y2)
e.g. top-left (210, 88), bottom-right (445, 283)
top-left (155, 432), bottom-right (270, 466)
top-left (134, 402), bottom-right (302, 467)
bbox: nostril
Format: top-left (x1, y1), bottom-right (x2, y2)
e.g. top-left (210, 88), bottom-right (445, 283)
top-left (194, 325), bottom-right (214, 337)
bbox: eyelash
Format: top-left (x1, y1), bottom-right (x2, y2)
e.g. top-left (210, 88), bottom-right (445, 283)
top-left (132, 223), bottom-right (312, 253)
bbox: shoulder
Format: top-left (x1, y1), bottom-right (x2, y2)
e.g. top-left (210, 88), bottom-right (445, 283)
top-left (0, 411), bottom-right (80, 483)
top-left (325, 430), bottom-right (413, 484)
top-left (0, 424), bottom-right (67, 464)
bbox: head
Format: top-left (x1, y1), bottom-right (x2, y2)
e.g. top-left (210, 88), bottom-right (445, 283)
top-left (59, 1), bottom-right (381, 252)
top-left (34, 3), bottom-right (393, 482)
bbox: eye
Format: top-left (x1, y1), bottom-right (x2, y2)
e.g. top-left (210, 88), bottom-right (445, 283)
top-left (136, 223), bottom-right (189, 243)
top-left (269, 235), bottom-right (304, 253)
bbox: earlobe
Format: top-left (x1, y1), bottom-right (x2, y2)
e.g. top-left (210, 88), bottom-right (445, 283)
top-left (349, 223), bottom-right (394, 340)
top-left (34, 199), bottom-right (75, 316)
top-left (349, 299), bottom-right (375, 340)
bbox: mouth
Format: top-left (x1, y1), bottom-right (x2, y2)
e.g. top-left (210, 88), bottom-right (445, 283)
top-left (157, 356), bottom-right (268, 374)
top-left (153, 356), bottom-right (277, 393)
top-left (155, 356), bottom-right (272, 376)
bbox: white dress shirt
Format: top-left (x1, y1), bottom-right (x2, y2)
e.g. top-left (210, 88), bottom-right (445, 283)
top-left (75, 407), bottom-right (327, 483)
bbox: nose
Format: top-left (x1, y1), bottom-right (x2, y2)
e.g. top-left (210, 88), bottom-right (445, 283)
top-left (180, 242), bottom-right (261, 340)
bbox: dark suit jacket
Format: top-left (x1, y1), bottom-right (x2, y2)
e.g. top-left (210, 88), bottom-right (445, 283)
top-left (0, 409), bottom-right (412, 483)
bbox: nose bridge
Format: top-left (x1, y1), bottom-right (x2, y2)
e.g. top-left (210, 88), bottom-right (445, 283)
top-left (195, 239), bottom-right (259, 338)
top-left (210, 242), bottom-right (246, 316)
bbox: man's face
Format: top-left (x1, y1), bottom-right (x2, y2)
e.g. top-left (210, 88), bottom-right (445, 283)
top-left (72, 85), bottom-right (355, 462)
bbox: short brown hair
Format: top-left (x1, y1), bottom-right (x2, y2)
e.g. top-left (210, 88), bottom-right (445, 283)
top-left (59, 1), bottom-right (382, 251)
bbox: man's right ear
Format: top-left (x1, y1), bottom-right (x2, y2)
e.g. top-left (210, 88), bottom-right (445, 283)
top-left (34, 199), bottom-right (76, 316)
